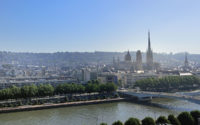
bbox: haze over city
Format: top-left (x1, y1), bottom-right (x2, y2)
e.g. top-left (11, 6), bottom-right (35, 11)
top-left (1, 1), bottom-right (200, 125)
top-left (1, 0), bottom-right (200, 53)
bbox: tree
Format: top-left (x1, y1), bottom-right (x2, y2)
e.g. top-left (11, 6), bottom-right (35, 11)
top-left (134, 76), bottom-right (200, 92)
top-left (142, 117), bottom-right (155, 125)
top-left (178, 112), bottom-right (194, 125)
top-left (190, 110), bottom-right (200, 125)
top-left (112, 120), bottom-right (123, 125)
top-left (77, 84), bottom-right (85, 94)
top-left (10, 85), bottom-right (21, 99)
top-left (38, 84), bottom-right (54, 96)
top-left (85, 83), bottom-right (95, 93)
top-left (55, 84), bottom-right (65, 94)
top-left (156, 116), bottom-right (170, 124)
top-left (125, 117), bottom-right (140, 125)
top-left (21, 85), bottom-right (30, 98)
top-left (105, 83), bottom-right (117, 93)
top-left (28, 84), bottom-right (38, 97)
top-left (0, 88), bottom-right (12, 100)
top-left (99, 84), bottom-right (106, 93)
top-left (93, 83), bottom-right (100, 92)
top-left (100, 123), bottom-right (107, 125)
top-left (168, 114), bottom-right (181, 125)
top-left (117, 79), bottom-right (123, 88)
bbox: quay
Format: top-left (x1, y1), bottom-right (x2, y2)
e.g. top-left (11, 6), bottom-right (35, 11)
top-left (0, 98), bottom-right (126, 113)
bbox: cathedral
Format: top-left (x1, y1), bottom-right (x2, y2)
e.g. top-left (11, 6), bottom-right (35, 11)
top-left (113, 50), bottom-right (135, 71)
top-left (113, 31), bottom-right (157, 72)
top-left (182, 53), bottom-right (191, 71)
top-left (146, 31), bottom-right (154, 70)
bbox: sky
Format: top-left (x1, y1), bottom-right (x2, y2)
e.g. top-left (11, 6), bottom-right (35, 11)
top-left (0, 0), bottom-right (200, 54)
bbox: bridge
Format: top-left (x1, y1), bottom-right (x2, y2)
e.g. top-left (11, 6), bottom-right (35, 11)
top-left (118, 89), bottom-right (200, 104)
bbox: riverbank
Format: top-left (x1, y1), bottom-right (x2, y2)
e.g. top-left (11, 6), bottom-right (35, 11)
top-left (0, 97), bottom-right (127, 113)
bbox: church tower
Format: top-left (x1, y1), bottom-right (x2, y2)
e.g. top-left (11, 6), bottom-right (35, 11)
top-left (184, 53), bottom-right (189, 67)
top-left (136, 50), bottom-right (143, 70)
top-left (124, 50), bottom-right (132, 62)
top-left (183, 53), bottom-right (190, 71)
top-left (146, 31), bottom-right (154, 70)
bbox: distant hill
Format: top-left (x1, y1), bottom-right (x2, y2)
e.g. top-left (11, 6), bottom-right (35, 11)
top-left (0, 51), bottom-right (199, 67)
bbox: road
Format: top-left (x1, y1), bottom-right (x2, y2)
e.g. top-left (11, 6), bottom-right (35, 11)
top-left (118, 89), bottom-right (200, 104)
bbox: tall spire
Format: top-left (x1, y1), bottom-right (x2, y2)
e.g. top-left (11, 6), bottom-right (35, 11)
top-left (185, 52), bottom-right (189, 67)
top-left (146, 30), bottom-right (153, 70)
top-left (148, 30), bottom-right (151, 50)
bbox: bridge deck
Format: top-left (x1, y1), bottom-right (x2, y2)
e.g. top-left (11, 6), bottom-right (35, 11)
top-left (118, 90), bottom-right (200, 104)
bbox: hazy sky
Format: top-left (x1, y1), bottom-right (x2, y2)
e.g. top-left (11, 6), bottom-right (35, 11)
top-left (0, 0), bottom-right (200, 53)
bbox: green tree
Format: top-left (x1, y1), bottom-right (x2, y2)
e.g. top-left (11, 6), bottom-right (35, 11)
top-left (38, 84), bottom-right (54, 96)
top-left (117, 79), bottom-right (123, 88)
top-left (99, 84), bottom-right (106, 93)
top-left (10, 85), bottom-right (21, 99)
top-left (135, 76), bottom-right (200, 92)
top-left (85, 83), bottom-right (95, 93)
top-left (156, 116), bottom-right (170, 124)
top-left (125, 117), bottom-right (140, 125)
top-left (168, 114), bottom-right (181, 125)
top-left (55, 84), bottom-right (65, 94)
top-left (112, 120), bottom-right (123, 125)
top-left (28, 84), bottom-right (38, 97)
top-left (105, 83), bottom-right (117, 93)
top-left (21, 86), bottom-right (30, 98)
top-left (190, 110), bottom-right (200, 125)
top-left (142, 117), bottom-right (155, 125)
top-left (0, 88), bottom-right (12, 100)
top-left (77, 84), bottom-right (85, 93)
top-left (100, 123), bottom-right (107, 125)
top-left (93, 83), bottom-right (100, 92)
top-left (178, 112), bottom-right (194, 125)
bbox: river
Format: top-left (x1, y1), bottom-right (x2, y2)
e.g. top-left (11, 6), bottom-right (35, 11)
top-left (0, 98), bottom-right (200, 125)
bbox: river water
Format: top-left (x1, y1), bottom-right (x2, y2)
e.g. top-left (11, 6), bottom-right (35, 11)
top-left (0, 98), bottom-right (200, 125)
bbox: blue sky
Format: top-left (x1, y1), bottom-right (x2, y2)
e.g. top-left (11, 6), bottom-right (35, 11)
top-left (0, 0), bottom-right (200, 53)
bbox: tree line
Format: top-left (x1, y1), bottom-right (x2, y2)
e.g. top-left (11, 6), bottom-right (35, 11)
top-left (0, 82), bottom-right (117, 100)
top-left (100, 110), bottom-right (200, 125)
top-left (135, 76), bottom-right (200, 92)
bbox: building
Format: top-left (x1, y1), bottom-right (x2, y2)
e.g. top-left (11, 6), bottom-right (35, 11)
top-left (97, 73), bottom-right (118, 84)
top-left (184, 53), bottom-right (189, 67)
top-left (90, 72), bottom-right (98, 80)
top-left (136, 50), bottom-right (143, 70)
top-left (81, 69), bottom-right (90, 82)
top-left (111, 31), bottom-right (159, 72)
top-left (113, 51), bottom-right (134, 71)
top-left (123, 72), bottom-right (159, 86)
top-left (183, 53), bottom-right (191, 71)
top-left (124, 50), bottom-right (132, 62)
top-left (0, 76), bottom-right (78, 89)
top-left (146, 31), bottom-right (154, 70)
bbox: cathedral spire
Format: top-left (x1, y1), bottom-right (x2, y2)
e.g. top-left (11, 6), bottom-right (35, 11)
top-left (148, 30), bottom-right (151, 50)
top-left (185, 52), bottom-right (189, 67)
top-left (146, 30), bottom-right (153, 70)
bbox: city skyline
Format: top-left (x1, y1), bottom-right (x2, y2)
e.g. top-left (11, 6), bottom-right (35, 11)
top-left (1, 0), bottom-right (200, 54)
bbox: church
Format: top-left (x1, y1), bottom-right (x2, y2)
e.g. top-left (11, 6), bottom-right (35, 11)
top-left (113, 50), bottom-right (135, 71)
top-left (113, 31), bottom-right (158, 72)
